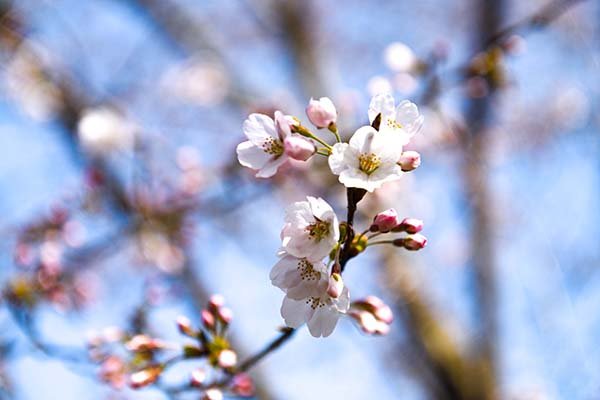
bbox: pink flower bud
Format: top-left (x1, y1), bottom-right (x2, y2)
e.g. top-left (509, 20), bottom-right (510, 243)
top-left (231, 373), bottom-right (255, 397)
top-left (217, 349), bottom-right (238, 368)
top-left (398, 150), bottom-right (421, 172)
top-left (306, 97), bottom-right (337, 128)
top-left (394, 234), bottom-right (427, 250)
top-left (394, 218), bottom-right (423, 234)
top-left (274, 110), bottom-right (294, 138)
top-left (190, 368), bottom-right (207, 387)
top-left (125, 335), bottom-right (164, 352)
top-left (201, 309), bottom-right (216, 329)
top-left (129, 366), bottom-right (162, 389)
top-left (371, 208), bottom-right (400, 232)
top-left (176, 315), bottom-right (194, 336)
top-left (208, 294), bottom-right (225, 310)
top-left (204, 389), bottom-right (224, 400)
top-left (284, 136), bottom-right (316, 161)
top-left (217, 306), bottom-right (233, 324)
top-left (327, 273), bottom-right (344, 299)
top-left (374, 304), bottom-right (394, 324)
top-left (349, 310), bottom-right (378, 334)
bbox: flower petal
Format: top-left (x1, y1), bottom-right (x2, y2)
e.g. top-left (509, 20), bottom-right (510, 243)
top-left (395, 100), bottom-right (424, 137)
top-left (368, 93), bottom-right (395, 124)
top-left (236, 141), bottom-right (271, 170)
top-left (281, 296), bottom-right (310, 328)
top-left (243, 113), bottom-right (277, 146)
top-left (256, 155), bottom-right (287, 178)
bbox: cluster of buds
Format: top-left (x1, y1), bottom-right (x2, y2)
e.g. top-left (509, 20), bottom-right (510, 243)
top-left (369, 208), bottom-right (427, 251)
top-left (349, 296), bottom-right (394, 335)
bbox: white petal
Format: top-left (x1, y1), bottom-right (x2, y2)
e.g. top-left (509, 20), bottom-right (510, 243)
top-left (243, 113), bottom-right (277, 146)
top-left (256, 155), bottom-right (287, 178)
top-left (349, 126), bottom-right (379, 151)
top-left (307, 306), bottom-right (340, 338)
top-left (338, 168), bottom-right (373, 191)
top-left (281, 296), bottom-right (310, 328)
top-left (328, 143), bottom-right (349, 175)
top-left (395, 100), bottom-right (424, 137)
top-left (307, 197), bottom-right (333, 221)
top-left (236, 141), bottom-right (270, 170)
top-left (368, 93), bottom-right (395, 124)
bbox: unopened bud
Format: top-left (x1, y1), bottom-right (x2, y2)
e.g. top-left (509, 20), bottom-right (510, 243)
top-left (393, 234), bottom-right (427, 250)
top-left (231, 373), bottom-right (255, 397)
top-left (190, 368), bottom-right (207, 387)
top-left (393, 217), bottom-right (423, 234)
top-left (129, 366), bottom-right (162, 389)
top-left (306, 97), bottom-right (337, 128)
top-left (176, 315), bottom-right (194, 336)
top-left (203, 388), bottom-right (224, 400)
top-left (371, 208), bottom-right (400, 233)
top-left (327, 273), bottom-right (344, 298)
top-left (208, 294), bottom-right (225, 310)
top-left (125, 335), bottom-right (164, 352)
top-left (201, 309), bottom-right (216, 329)
top-left (284, 136), bottom-right (316, 161)
top-left (217, 307), bottom-right (233, 324)
top-left (374, 303), bottom-right (393, 324)
top-left (398, 151), bottom-right (421, 172)
top-left (217, 349), bottom-right (238, 369)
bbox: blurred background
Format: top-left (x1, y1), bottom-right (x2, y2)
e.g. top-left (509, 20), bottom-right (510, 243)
top-left (0, 0), bottom-right (599, 399)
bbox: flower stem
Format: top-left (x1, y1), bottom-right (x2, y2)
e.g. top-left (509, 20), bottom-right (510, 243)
top-left (366, 240), bottom-right (395, 247)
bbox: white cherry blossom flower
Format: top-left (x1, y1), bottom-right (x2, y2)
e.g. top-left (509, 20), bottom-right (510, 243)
top-left (368, 93), bottom-right (423, 145)
top-left (78, 107), bottom-right (136, 154)
top-left (281, 196), bottom-right (339, 261)
top-left (236, 112), bottom-right (290, 178)
top-left (270, 255), bottom-right (328, 300)
top-left (328, 126), bottom-right (403, 192)
top-left (281, 286), bottom-right (350, 338)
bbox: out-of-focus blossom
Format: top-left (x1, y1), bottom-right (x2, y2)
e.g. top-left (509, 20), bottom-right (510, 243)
top-left (270, 255), bottom-right (328, 299)
top-left (162, 59), bottom-right (229, 106)
top-left (367, 76), bottom-right (393, 97)
top-left (77, 107), bottom-right (136, 154)
top-left (217, 349), bottom-right (237, 368)
top-left (99, 356), bottom-right (127, 389)
top-left (190, 368), bottom-right (207, 387)
top-left (329, 126), bottom-right (403, 192)
top-left (280, 196), bottom-right (339, 261)
top-left (129, 366), bottom-right (162, 389)
top-left (349, 296), bottom-right (393, 335)
top-left (306, 97), bottom-right (337, 128)
top-left (231, 373), bottom-right (255, 397)
top-left (203, 388), bottom-right (223, 400)
top-left (384, 42), bottom-right (417, 72)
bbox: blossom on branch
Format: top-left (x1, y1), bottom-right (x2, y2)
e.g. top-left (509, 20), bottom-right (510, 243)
top-left (368, 93), bottom-right (423, 144)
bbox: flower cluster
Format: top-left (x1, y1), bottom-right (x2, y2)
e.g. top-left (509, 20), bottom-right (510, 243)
top-left (88, 295), bottom-right (254, 399)
top-left (237, 93), bottom-right (427, 338)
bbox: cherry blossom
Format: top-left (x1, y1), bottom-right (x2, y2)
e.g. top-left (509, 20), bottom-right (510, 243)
top-left (77, 107), bottom-right (136, 154)
top-left (280, 196), bottom-right (339, 260)
top-left (281, 286), bottom-right (350, 338)
top-left (270, 255), bottom-right (328, 300)
top-left (328, 126), bottom-right (403, 192)
top-left (306, 97), bottom-right (337, 128)
top-left (236, 113), bottom-right (289, 178)
top-left (368, 93), bottom-right (423, 145)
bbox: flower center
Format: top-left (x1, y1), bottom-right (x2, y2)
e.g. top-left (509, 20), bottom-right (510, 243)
top-left (359, 153), bottom-right (381, 175)
top-left (306, 219), bottom-right (330, 241)
top-left (386, 118), bottom-right (402, 130)
top-left (297, 259), bottom-right (321, 282)
top-left (305, 296), bottom-right (326, 309)
top-left (261, 137), bottom-right (284, 156)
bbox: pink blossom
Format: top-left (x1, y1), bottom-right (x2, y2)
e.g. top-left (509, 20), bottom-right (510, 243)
top-left (372, 208), bottom-right (400, 232)
top-left (306, 97), bottom-right (337, 128)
